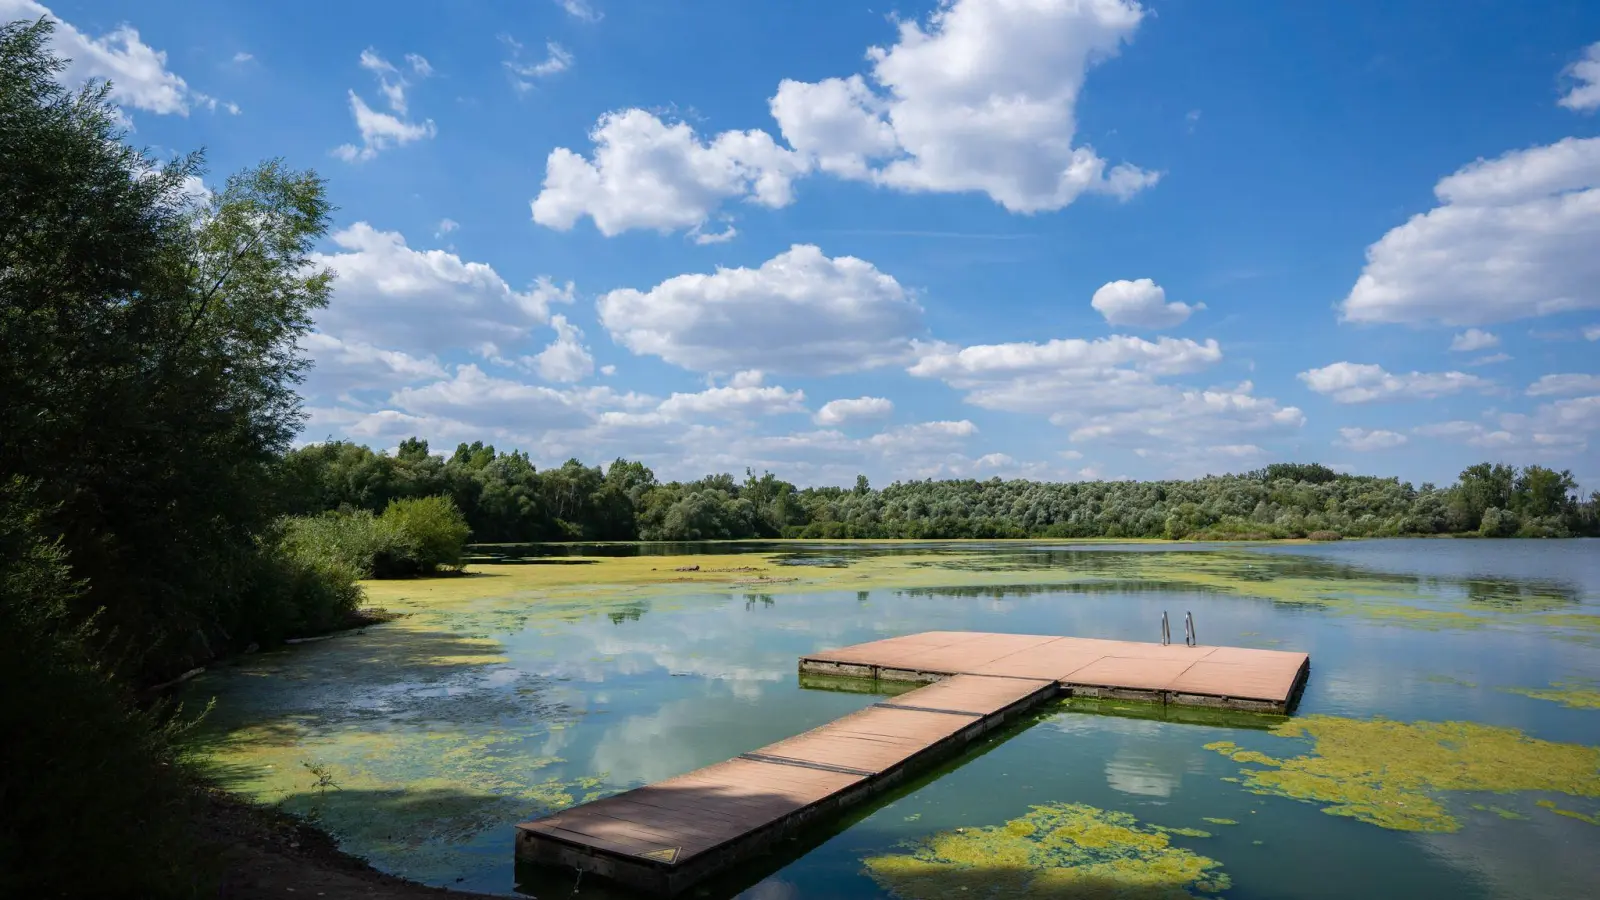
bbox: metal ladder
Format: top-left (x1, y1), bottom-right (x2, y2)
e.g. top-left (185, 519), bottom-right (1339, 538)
top-left (1161, 611), bottom-right (1198, 647)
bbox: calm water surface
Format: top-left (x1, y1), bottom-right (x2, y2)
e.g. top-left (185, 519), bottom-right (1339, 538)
top-left (185, 540), bottom-right (1600, 899)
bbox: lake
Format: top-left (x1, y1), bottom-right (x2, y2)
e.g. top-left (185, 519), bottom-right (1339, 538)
top-left (183, 539), bottom-right (1600, 899)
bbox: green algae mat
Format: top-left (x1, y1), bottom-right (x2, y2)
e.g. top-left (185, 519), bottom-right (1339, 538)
top-left (182, 539), bottom-right (1600, 898)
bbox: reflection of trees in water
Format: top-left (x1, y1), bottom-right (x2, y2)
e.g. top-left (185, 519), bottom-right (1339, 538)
top-left (475, 539), bottom-right (1584, 612)
top-left (607, 603), bottom-right (647, 625)
top-left (898, 580), bottom-right (1228, 600)
top-left (743, 593), bottom-right (775, 610)
top-left (898, 548), bottom-right (1582, 611)
top-left (1462, 578), bottom-right (1579, 609)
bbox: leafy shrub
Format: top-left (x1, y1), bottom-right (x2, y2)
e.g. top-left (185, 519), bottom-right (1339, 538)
top-left (281, 495), bottom-right (470, 579)
top-left (237, 524), bottom-right (365, 644)
top-left (1515, 516), bottom-right (1570, 539)
top-left (1186, 516), bottom-right (1289, 541)
top-left (0, 482), bottom-right (208, 898)
top-left (1477, 507), bottom-right (1519, 538)
top-left (380, 495), bottom-right (471, 572)
top-left (281, 509), bottom-right (416, 578)
top-left (1307, 531), bottom-right (1343, 541)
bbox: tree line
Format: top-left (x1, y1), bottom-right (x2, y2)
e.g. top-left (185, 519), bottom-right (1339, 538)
top-left (284, 442), bottom-right (1600, 542)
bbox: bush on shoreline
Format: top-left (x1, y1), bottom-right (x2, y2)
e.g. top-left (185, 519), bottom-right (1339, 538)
top-left (281, 495), bottom-right (471, 579)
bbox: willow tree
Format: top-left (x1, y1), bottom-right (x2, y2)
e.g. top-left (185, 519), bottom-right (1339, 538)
top-left (1, 17), bottom-right (334, 679)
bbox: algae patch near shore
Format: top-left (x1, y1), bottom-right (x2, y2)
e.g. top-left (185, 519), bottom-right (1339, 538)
top-left (1205, 716), bottom-right (1600, 833)
top-left (1506, 679), bottom-right (1600, 710)
top-left (862, 802), bottom-right (1230, 899)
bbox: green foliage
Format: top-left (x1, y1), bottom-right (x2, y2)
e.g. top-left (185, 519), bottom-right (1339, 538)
top-left (282, 495), bottom-right (470, 579)
top-left (1249, 462), bottom-right (1341, 484)
top-left (0, 17), bottom-right (337, 679)
top-left (380, 495), bottom-right (471, 572)
top-left (1, 21), bottom-right (354, 895)
top-left (0, 480), bottom-right (207, 899)
top-left (246, 528), bottom-right (365, 638)
top-left (1452, 463), bottom-right (1516, 531)
top-left (281, 510), bottom-right (400, 579)
top-left (281, 444), bottom-right (1600, 543)
top-left (1512, 466), bottom-right (1578, 519)
top-left (1477, 507), bottom-right (1518, 538)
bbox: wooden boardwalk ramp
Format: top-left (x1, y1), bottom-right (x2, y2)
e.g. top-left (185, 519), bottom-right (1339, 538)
top-left (516, 631), bottom-right (1309, 895)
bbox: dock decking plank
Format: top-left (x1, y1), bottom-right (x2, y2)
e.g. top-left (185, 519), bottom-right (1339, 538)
top-left (517, 630), bottom-right (1310, 895)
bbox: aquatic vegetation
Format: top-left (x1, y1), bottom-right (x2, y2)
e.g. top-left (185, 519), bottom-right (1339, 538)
top-left (181, 539), bottom-right (1600, 893)
top-left (1470, 804), bottom-right (1527, 820)
top-left (351, 542), bottom-right (1600, 643)
top-left (1535, 799), bottom-right (1600, 825)
top-left (862, 802), bottom-right (1231, 899)
top-left (1506, 679), bottom-right (1600, 710)
top-left (189, 716), bottom-right (612, 882)
top-left (1349, 603), bottom-right (1493, 629)
top-left (1201, 818), bottom-right (1238, 826)
top-left (1206, 716), bottom-right (1600, 832)
top-left (1154, 825), bottom-right (1212, 838)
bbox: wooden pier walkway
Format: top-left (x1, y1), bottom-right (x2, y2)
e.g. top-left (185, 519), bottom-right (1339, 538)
top-left (516, 631), bottom-right (1309, 895)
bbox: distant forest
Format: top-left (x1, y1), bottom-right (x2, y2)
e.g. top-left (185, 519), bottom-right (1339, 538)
top-left (283, 440), bottom-right (1600, 542)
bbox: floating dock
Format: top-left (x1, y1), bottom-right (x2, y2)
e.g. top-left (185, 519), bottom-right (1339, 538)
top-left (515, 631), bottom-right (1310, 895)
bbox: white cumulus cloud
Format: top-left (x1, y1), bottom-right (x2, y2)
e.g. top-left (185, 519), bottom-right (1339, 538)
top-left (656, 384), bottom-right (807, 420)
top-left (911, 334), bottom-right (1222, 386)
top-left (867, 420), bottom-right (977, 447)
top-left (1340, 136), bottom-right (1600, 325)
top-left (389, 364), bottom-right (592, 430)
top-left (596, 244), bottom-right (924, 374)
top-left (1415, 394), bottom-right (1600, 456)
top-left (529, 315), bottom-right (595, 383)
top-left (300, 332), bottom-right (448, 397)
top-left (1336, 427), bottom-right (1408, 451)
top-left (910, 334), bottom-right (1222, 422)
top-left (1527, 373), bottom-right (1600, 397)
top-left (1559, 41), bottom-right (1600, 112)
top-left (1064, 382), bottom-right (1304, 445)
top-left (1090, 279), bottom-right (1203, 329)
top-left (909, 333), bottom-right (1299, 448)
top-left (533, 0), bottom-right (1155, 237)
top-left (1298, 362), bottom-right (1493, 403)
top-left (5, 0), bottom-right (224, 117)
top-left (1449, 328), bottom-right (1499, 351)
top-left (308, 223), bottom-right (564, 354)
top-left (771, 0), bottom-right (1157, 212)
top-left (531, 109), bottom-right (808, 236)
top-left (815, 396), bottom-right (894, 426)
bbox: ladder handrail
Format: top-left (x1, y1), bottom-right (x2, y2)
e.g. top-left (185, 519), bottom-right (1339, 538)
top-left (1184, 611), bottom-right (1197, 647)
top-left (1160, 611), bottom-right (1171, 646)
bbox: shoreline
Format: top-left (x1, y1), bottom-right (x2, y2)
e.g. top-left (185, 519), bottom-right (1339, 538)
top-left (202, 788), bottom-right (505, 899)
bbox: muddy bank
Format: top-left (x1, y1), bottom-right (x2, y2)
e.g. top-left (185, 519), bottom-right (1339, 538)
top-left (203, 790), bottom-right (498, 900)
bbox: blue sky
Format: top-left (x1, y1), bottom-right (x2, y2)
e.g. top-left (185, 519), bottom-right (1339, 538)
top-left (19, 0), bottom-right (1600, 487)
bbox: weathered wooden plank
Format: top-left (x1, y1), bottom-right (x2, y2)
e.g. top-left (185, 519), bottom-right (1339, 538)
top-left (517, 630), bottom-right (1310, 896)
